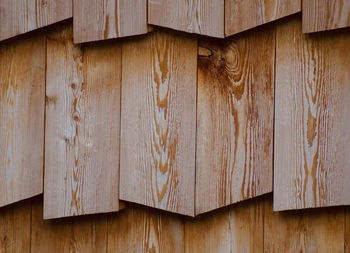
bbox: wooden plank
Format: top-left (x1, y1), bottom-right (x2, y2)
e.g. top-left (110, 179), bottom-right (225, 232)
top-left (107, 204), bottom-right (184, 252)
top-left (225, 0), bottom-right (301, 36)
top-left (31, 197), bottom-right (108, 252)
top-left (120, 30), bottom-right (197, 216)
top-left (274, 16), bottom-right (350, 211)
top-left (148, 0), bottom-right (224, 38)
top-left (0, 33), bottom-right (45, 207)
top-left (73, 0), bottom-right (148, 43)
top-left (0, 200), bottom-right (31, 253)
top-left (0, 0), bottom-right (72, 41)
top-left (196, 24), bottom-right (275, 214)
top-left (303, 0), bottom-right (350, 33)
top-left (264, 195), bottom-right (345, 252)
top-left (346, 208), bottom-right (350, 253)
top-left (44, 23), bottom-right (122, 219)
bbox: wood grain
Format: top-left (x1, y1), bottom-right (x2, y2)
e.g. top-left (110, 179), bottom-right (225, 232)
top-left (44, 24), bottom-right (122, 219)
top-left (264, 196), bottom-right (344, 253)
top-left (225, 0), bottom-right (301, 36)
top-left (0, 0), bottom-right (72, 41)
top-left (196, 25), bottom-right (275, 214)
top-left (32, 197), bottom-right (108, 253)
top-left (303, 0), bottom-right (350, 33)
top-left (148, 0), bottom-right (224, 38)
top-left (0, 200), bottom-right (31, 253)
top-left (274, 17), bottom-right (350, 211)
top-left (73, 0), bottom-right (148, 43)
top-left (0, 33), bottom-right (45, 207)
top-left (107, 204), bottom-right (184, 252)
top-left (346, 208), bottom-right (350, 253)
top-left (120, 30), bottom-right (197, 216)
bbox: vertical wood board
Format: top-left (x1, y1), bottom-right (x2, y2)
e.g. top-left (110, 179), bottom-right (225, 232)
top-left (148, 0), bottom-right (224, 38)
top-left (274, 16), bottom-right (350, 211)
top-left (196, 25), bottom-right (275, 214)
top-left (73, 0), bottom-right (148, 43)
top-left (0, 33), bottom-right (45, 207)
top-left (120, 30), bottom-right (197, 216)
top-left (44, 24), bottom-right (122, 219)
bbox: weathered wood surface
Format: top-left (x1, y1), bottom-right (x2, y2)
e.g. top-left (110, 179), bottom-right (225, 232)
top-left (303, 0), bottom-right (350, 33)
top-left (44, 24), bottom-right (122, 219)
top-left (0, 0), bottom-right (72, 41)
top-left (120, 30), bottom-right (197, 216)
top-left (73, 0), bottom-right (148, 43)
top-left (108, 205), bottom-right (184, 252)
top-left (0, 33), bottom-right (45, 207)
top-left (274, 17), bottom-right (350, 211)
top-left (0, 200), bottom-right (31, 253)
top-left (32, 197), bottom-right (108, 253)
top-left (185, 198), bottom-right (264, 253)
top-left (264, 197), bottom-right (345, 252)
top-left (225, 0), bottom-right (301, 36)
top-left (196, 25), bottom-right (275, 214)
top-left (148, 0), bottom-right (224, 38)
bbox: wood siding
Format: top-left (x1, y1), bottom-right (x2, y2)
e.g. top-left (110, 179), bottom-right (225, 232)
top-left (0, 0), bottom-right (72, 41)
top-left (120, 30), bottom-right (197, 216)
top-left (148, 0), bottom-right (225, 38)
top-left (225, 0), bottom-right (301, 36)
top-left (44, 24), bottom-right (122, 219)
top-left (73, 0), bottom-right (148, 43)
top-left (0, 33), bottom-right (45, 207)
top-left (196, 25), bottom-right (274, 214)
top-left (274, 17), bottom-right (350, 211)
top-left (303, 0), bottom-right (350, 33)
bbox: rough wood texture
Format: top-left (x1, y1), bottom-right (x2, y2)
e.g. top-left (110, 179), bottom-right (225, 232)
top-left (32, 197), bottom-right (108, 253)
top-left (185, 198), bottom-right (264, 253)
top-left (274, 17), bottom-right (350, 211)
top-left (107, 204), bottom-right (184, 252)
top-left (303, 0), bottom-right (350, 33)
top-left (225, 0), bottom-right (301, 36)
top-left (0, 200), bottom-right (31, 253)
top-left (120, 30), bottom-right (197, 216)
top-left (264, 197), bottom-right (345, 252)
top-left (73, 0), bottom-right (147, 43)
top-left (44, 24), bottom-right (122, 219)
top-left (0, 33), bottom-right (45, 207)
top-left (148, 0), bottom-right (224, 38)
top-left (0, 0), bottom-right (72, 41)
top-left (196, 25), bottom-right (275, 214)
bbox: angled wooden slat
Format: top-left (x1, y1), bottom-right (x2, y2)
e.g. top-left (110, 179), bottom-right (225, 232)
top-left (73, 0), bottom-right (148, 43)
top-left (120, 30), bottom-right (197, 216)
top-left (225, 0), bottom-right (301, 37)
top-left (107, 205), bottom-right (184, 252)
top-left (0, 33), bottom-right (45, 207)
top-left (0, 0), bottom-right (72, 41)
top-left (148, 0), bottom-right (224, 38)
top-left (44, 24), bottom-right (122, 219)
top-left (303, 0), bottom-right (350, 33)
top-left (196, 25), bottom-right (275, 215)
top-left (274, 17), bottom-right (350, 211)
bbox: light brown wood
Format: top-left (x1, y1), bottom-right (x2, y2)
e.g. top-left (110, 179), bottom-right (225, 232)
top-left (274, 16), bottom-right (350, 211)
top-left (346, 208), bottom-right (350, 253)
top-left (108, 204), bottom-right (184, 252)
top-left (148, 0), bottom-right (224, 38)
top-left (0, 200), bottom-right (31, 253)
top-left (264, 196), bottom-right (344, 252)
top-left (303, 0), bottom-right (350, 33)
top-left (225, 0), bottom-right (301, 36)
top-left (32, 197), bottom-right (108, 253)
top-left (0, 33), bottom-right (45, 207)
top-left (120, 30), bottom-right (197, 216)
top-left (44, 24), bottom-right (122, 219)
top-left (0, 0), bottom-right (72, 41)
top-left (73, 0), bottom-right (148, 43)
top-left (196, 25), bottom-right (275, 214)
